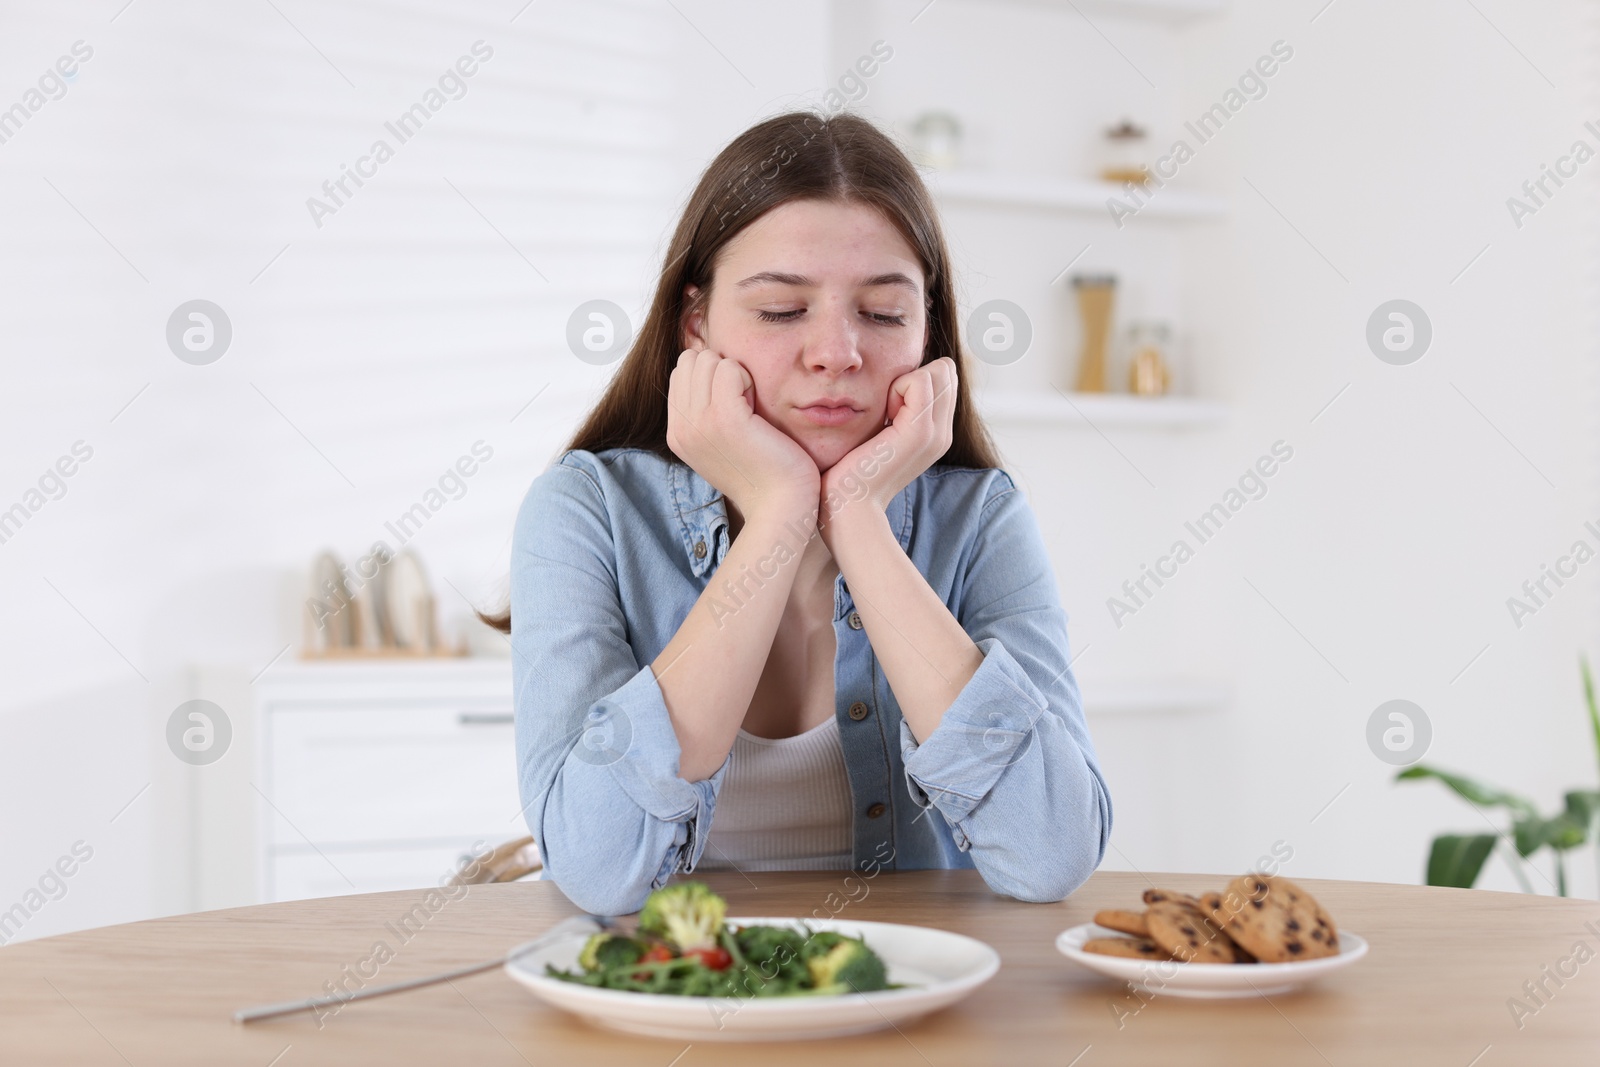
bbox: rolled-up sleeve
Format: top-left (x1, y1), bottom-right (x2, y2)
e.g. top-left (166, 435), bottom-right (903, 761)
top-left (510, 456), bottom-right (729, 916)
top-left (897, 477), bottom-right (1112, 903)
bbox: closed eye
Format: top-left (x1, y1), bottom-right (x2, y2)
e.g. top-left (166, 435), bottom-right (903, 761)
top-left (755, 308), bottom-right (907, 326)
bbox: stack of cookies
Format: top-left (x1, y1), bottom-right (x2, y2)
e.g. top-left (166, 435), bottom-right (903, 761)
top-left (1084, 874), bottom-right (1340, 964)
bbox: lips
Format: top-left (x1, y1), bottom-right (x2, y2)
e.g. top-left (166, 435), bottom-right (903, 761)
top-left (799, 398), bottom-right (863, 411)
top-left (795, 399), bottom-right (864, 426)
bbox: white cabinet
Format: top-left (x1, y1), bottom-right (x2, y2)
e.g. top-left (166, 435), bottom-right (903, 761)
top-left (267, 844), bottom-right (506, 903)
top-left (252, 661), bottom-right (528, 903)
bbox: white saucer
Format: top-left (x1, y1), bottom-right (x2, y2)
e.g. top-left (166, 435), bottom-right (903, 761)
top-left (1056, 923), bottom-right (1368, 999)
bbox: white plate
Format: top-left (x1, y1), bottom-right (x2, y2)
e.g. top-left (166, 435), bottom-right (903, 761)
top-left (381, 550), bottom-right (433, 649)
top-left (504, 916), bottom-right (1000, 1041)
top-left (1056, 923), bottom-right (1368, 999)
top-left (308, 551), bottom-right (354, 649)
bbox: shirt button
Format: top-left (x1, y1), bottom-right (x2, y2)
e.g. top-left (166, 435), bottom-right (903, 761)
top-left (847, 611), bottom-right (862, 629)
top-left (693, 540), bottom-right (707, 559)
top-left (848, 701), bottom-right (869, 721)
top-left (866, 802), bottom-right (887, 819)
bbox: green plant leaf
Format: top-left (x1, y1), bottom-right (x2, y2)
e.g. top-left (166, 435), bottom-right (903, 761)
top-left (1396, 765), bottom-right (1537, 818)
top-left (1584, 656), bottom-right (1600, 784)
top-left (1511, 816), bottom-right (1536, 856)
top-left (1552, 817), bottom-right (1586, 851)
top-left (1513, 811), bottom-right (1588, 856)
top-left (1425, 834), bottom-right (1497, 888)
top-left (1564, 789), bottom-right (1600, 829)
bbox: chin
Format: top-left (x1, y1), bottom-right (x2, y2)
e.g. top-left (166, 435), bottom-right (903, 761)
top-left (786, 422), bottom-right (877, 473)
top-left (812, 440), bottom-right (871, 475)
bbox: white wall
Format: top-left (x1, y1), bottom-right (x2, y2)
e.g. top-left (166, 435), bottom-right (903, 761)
top-left (0, 0), bottom-right (830, 941)
top-left (832, 0), bottom-right (1599, 893)
top-left (1172, 0), bottom-right (1600, 893)
top-left (1, 0), bottom-right (1595, 943)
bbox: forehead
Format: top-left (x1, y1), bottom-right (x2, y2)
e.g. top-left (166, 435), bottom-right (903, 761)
top-left (716, 199), bottom-right (922, 286)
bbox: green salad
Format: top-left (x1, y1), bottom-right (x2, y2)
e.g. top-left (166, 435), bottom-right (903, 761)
top-left (545, 882), bottom-right (897, 997)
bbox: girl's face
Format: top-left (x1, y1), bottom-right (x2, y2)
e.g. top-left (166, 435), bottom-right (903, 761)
top-left (682, 198), bottom-right (929, 473)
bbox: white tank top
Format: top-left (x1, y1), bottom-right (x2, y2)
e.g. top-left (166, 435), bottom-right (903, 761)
top-left (696, 714), bottom-right (854, 871)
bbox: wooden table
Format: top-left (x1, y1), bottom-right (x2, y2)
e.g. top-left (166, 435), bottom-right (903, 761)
top-left (2, 870), bottom-right (1597, 1065)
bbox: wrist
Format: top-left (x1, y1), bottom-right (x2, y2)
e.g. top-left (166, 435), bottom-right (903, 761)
top-left (819, 485), bottom-right (887, 530)
top-left (742, 496), bottom-right (821, 537)
top-left (818, 495), bottom-right (889, 556)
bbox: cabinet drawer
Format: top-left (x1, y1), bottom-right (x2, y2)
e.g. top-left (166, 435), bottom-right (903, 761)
top-left (263, 703), bottom-right (524, 846)
top-left (266, 841), bottom-right (541, 903)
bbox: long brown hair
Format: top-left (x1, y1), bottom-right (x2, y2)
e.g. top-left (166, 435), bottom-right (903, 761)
top-left (479, 109), bottom-right (1002, 633)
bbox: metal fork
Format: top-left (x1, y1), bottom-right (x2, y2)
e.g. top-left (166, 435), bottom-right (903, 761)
top-left (233, 913), bottom-right (614, 1024)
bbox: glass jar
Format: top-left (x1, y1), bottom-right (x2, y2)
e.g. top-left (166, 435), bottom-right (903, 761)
top-left (1070, 274), bottom-right (1118, 393)
top-left (1100, 118), bottom-right (1149, 186)
top-left (1124, 320), bottom-right (1173, 397)
top-left (909, 111), bottom-right (963, 170)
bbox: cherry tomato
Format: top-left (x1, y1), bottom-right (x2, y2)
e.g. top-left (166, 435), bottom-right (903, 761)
top-left (684, 946), bottom-right (733, 971)
top-left (631, 943), bottom-right (675, 981)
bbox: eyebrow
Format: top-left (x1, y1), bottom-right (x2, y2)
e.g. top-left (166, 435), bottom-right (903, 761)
top-left (732, 270), bottom-right (921, 295)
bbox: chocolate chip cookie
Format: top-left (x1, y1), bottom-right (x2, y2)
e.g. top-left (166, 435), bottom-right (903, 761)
top-left (1081, 936), bottom-right (1173, 960)
top-left (1144, 900), bottom-right (1247, 963)
top-left (1207, 874), bottom-right (1339, 962)
top-left (1093, 909), bottom-right (1150, 937)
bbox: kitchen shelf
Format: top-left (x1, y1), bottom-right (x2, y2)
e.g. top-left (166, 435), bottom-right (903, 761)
top-left (991, 0), bottom-right (1224, 21)
top-left (925, 169), bottom-right (1228, 222)
top-left (1068, 0), bottom-right (1225, 22)
top-left (976, 388), bottom-right (1227, 429)
top-left (1081, 680), bottom-right (1231, 716)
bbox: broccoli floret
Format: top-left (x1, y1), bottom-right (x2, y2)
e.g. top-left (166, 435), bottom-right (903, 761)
top-left (799, 930), bottom-right (850, 960)
top-left (577, 931), bottom-right (646, 972)
top-left (736, 924), bottom-right (806, 965)
top-left (730, 925), bottom-right (810, 993)
top-left (637, 882), bottom-right (727, 952)
top-left (805, 936), bottom-right (889, 994)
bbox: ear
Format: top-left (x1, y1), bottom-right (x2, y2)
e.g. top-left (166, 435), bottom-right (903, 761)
top-left (681, 284), bottom-right (707, 349)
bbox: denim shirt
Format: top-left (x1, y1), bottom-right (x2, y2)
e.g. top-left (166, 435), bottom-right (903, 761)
top-left (510, 447), bottom-right (1111, 915)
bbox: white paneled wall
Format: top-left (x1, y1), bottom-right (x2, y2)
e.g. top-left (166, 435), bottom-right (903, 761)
top-left (0, 0), bottom-right (830, 939)
top-left (0, 0), bottom-right (681, 707)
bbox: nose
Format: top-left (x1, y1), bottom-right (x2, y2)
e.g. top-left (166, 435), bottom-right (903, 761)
top-left (804, 308), bottom-right (864, 376)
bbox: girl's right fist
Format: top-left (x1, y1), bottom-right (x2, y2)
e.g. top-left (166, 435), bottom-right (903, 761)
top-left (665, 348), bottom-right (819, 523)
